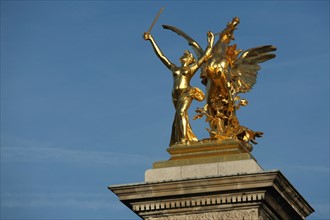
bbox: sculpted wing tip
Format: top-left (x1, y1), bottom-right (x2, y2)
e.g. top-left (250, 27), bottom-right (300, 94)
top-left (231, 44), bottom-right (277, 94)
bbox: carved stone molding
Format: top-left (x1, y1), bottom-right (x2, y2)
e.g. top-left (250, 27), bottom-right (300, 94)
top-left (258, 209), bottom-right (272, 220)
top-left (109, 170), bottom-right (314, 219)
top-left (149, 209), bottom-right (258, 220)
top-left (132, 193), bottom-right (264, 212)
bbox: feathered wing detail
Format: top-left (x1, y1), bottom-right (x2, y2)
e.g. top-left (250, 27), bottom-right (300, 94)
top-left (230, 45), bottom-right (277, 93)
top-left (162, 25), bottom-right (204, 59)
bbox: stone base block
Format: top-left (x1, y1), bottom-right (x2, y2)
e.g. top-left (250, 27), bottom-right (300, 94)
top-left (145, 159), bottom-right (263, 182)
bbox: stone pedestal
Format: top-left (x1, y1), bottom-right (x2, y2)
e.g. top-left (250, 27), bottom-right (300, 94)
top-left (154, 140), bottom-right (253, 168)
top-left (145, 159), bottom-right (262, 182)
top-left (109, 142), bottom-right (314, 219)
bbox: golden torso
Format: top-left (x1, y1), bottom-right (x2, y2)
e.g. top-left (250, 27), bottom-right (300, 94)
top-left (172, 67), bottom-right (192, 100)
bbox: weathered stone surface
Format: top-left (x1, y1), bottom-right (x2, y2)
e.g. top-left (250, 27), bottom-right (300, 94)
top-left (148, 209), bottom-right (258, 220)
top-left (145, 159), bottom-right (263, 182)
top-left (109, 171), bottom-right (314, 220)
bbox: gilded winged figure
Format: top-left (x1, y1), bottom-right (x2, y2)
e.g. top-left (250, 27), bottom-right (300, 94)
top-left (163, 17), bottom-right (276, 150)
top-left (143, 31), bottom-right (214, 146)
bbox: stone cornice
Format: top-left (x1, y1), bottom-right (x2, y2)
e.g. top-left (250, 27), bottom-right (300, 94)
top-left (109, 170), bottom-right (314, 219)
top-left (110, 171), bottom-right (277, 200)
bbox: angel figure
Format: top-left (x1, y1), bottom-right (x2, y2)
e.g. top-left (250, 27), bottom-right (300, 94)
top-left (143, 31), bottom-right (214, 146)
top-left (163, 17), bottom-right (276, 149)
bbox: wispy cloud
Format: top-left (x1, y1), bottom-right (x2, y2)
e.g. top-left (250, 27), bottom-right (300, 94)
top-left (1, 192), bottom-right (123, 210)
top-left (1, 136), bottom-right (152, 165)
top-left (261, 159), bottom-right (330, 175)
top-left (1, 145), bottom-right (152, 166)
top-left (282, 165), bottom-right (330, 174)
top-left (267, 53), bottom-right (329, 71)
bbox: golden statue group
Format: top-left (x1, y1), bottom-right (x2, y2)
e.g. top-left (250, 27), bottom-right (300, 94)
top-left (144, 16), bottom-right (276, 151)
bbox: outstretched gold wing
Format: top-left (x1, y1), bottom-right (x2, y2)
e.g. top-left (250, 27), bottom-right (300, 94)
top-left (162, 25), bottom-right (205, 59)
top-left (230, 45), bottom-right (277, 94)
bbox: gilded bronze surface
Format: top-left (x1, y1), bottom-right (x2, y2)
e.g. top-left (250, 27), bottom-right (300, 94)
top-left (144, 16), bottom-right (276, 149)
top-left (144, 29), bottom-right (214, 146)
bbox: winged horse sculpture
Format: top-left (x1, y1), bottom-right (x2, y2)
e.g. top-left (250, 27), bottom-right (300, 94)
top-left (163, 17), bottom-right (276, 150)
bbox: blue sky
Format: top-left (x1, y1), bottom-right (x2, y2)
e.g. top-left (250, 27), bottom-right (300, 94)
top-left (0, 0), bottom-right (329, 219)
